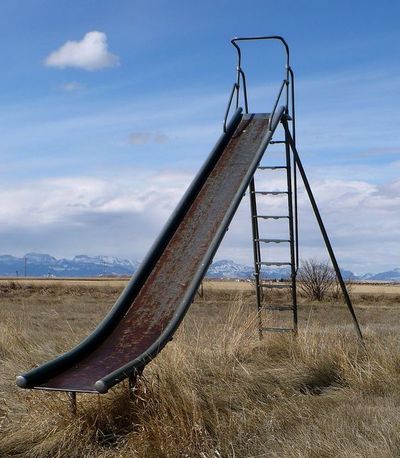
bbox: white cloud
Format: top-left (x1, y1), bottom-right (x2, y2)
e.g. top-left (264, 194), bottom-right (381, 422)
top-left (45, 31), bottom-right (119, 71)
top-left (0, 172), bottom-right (190, 259)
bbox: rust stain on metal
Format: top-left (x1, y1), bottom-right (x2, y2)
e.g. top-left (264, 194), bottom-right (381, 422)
top-left (40, 116), bottom-right (270, 391)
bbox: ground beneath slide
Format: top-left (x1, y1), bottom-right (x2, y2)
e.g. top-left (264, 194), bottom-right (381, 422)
top-left (39, 115), bottom-right (270, 392)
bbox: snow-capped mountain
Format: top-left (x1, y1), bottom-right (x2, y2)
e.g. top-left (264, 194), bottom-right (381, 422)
top-left (360, 268), bottom-right (400, 282)
top-left (206, 260), bottom-right (253, 279)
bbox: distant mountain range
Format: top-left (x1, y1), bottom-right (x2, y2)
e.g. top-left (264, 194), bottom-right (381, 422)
top-left (0, 253), bottom-right (399, 282)
top-left (0, 253), bottom-right (139, 278)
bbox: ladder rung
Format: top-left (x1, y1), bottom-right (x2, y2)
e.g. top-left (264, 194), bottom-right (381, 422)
top-left (258, 262), bottom-right (292, 266)
top-left (262, 305), bottom-right (294, 311)
top-left (255, 191), bottom-right (288, 195)
top-left (269, 140), bottom-right (286, 144)
top-left (261, 284), bottom-right (292, 289)
top-left (257, 166), bottom-right (287, 170)
top-left (256, 215), bottom-right (289, 219)
top-left (261, 327), bottom-right (294, 333)
top-left (256, 238), bottom-right (290, 243)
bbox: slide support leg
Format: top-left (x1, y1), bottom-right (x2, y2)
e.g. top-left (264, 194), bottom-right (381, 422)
top-left (282, 119), bottom-right (363, 341)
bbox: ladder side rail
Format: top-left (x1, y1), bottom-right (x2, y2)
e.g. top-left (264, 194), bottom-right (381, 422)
top-left (288, 68), bottom-right (299, 271)
top-left (249, 178), bottom-right (264, 339)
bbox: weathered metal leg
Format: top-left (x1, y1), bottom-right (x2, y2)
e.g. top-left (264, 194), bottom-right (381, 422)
top-left (284, 128), bottom-right (298, 334)
top-left (282, 119), bottom-right (363, 340)
top-left (68, 391), bottom-right (77, 415)
top-left (128, 368), bottom-right (143, 400)
top-left (197, 281), bottom-right (204, 298)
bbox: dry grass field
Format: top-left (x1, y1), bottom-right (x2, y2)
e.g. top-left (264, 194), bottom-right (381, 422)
top-left (0, 279), bottom-right (399, 457)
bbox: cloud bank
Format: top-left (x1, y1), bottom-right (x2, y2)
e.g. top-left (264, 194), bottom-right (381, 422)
top-left (45, 31), bottom-right (119, 71)
top-left (0, 172), bottom-right (399, 273)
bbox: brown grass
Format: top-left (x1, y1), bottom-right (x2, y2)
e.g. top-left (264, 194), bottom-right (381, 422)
top-left (0, 281), bottom-right (399, 457)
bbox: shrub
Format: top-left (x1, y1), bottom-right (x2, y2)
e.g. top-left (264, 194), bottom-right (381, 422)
top-left (298, 259), bottom-right (336, 301)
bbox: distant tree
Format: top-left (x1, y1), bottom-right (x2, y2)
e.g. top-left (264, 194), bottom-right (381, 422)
top-left (298, 259), bottom-right (336, 301)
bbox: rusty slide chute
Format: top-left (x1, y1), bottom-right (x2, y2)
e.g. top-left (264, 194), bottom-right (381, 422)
top-left (17, 107), bottom-right (285, 393)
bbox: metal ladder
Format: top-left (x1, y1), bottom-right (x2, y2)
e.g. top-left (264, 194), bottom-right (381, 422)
top-left (249, 123), bottom-right (298, 338)
top-left (224, 35), bottom-right (363, 341)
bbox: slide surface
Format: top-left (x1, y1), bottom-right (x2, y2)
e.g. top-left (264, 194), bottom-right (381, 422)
top-left (17, 108), bottom-right (284, 393)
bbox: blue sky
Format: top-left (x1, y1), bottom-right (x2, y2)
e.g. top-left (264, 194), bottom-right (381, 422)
top-left (0, 0), bottom-right (399, 273)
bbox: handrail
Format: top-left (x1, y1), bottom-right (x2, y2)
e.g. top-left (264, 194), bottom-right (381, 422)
top-left (238, 68), bottom-right (249, 113)
top-left (231, 36), bottom-right (291, 114)
top-left (223, 83), bottom-right (239, 133)
top-left (269, 78), bottom-right (288, 131)
top-left (223, 70), bottom-right (248, 132)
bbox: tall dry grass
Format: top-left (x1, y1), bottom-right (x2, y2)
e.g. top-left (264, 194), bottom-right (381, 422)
top-left (0, 283), bottom-right (399, 457)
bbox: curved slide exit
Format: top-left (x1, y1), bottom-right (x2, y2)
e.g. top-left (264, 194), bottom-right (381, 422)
top-left (17, 107), bottom-right (284, 394)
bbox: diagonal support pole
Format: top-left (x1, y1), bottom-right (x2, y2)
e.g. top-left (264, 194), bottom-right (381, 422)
top-left (282, 119), bottom-right (363, 340)
top-left (284, 128), bottom-right (298, 334)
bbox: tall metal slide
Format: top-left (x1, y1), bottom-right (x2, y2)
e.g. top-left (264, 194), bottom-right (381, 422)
top-left (17, 108), bottom-right (284, 394)
top-left (17, 36), bottom-right (362, 396)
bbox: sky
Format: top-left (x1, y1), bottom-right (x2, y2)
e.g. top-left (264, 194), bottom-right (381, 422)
top-left (0, 0), bottom-right (399, 274)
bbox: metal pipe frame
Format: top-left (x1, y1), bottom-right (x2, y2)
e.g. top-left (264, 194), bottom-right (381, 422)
top-left (231, 36), bottom-right (290, 114)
